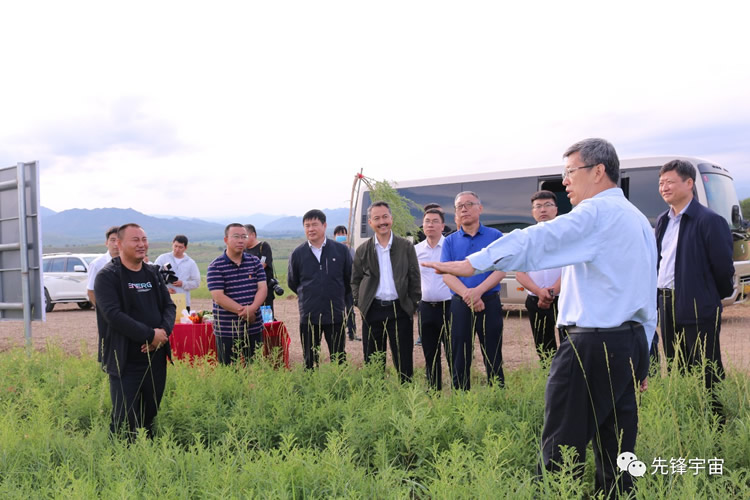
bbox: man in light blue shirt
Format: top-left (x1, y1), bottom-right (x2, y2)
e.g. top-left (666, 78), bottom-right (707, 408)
top-left (423, 138), bottom-right (656, 498)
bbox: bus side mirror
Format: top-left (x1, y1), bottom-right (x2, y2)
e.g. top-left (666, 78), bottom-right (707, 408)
top-left (731, 205), bottom-right (741, 226)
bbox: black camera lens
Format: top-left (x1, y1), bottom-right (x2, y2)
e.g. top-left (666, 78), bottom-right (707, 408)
top-left (269, 278), bottom-right (284, 296)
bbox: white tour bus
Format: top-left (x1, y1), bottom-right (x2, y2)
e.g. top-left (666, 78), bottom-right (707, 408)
top-left (352, 156), bottom-right (750, 307)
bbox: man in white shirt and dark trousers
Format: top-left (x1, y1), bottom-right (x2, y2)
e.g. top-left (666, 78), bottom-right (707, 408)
top-left (87, 226), bottom-right (120, 364)
top-left (352, 201), bottom-right (422, 383)
top-left (415, 206), bottom-right (453, 391)
top-left (516, 191), bottom-right (562, 360)
top-left (424, 138), bottom-right (656, 498)
top-left (87, 226), bottom-right (120, 307)
top-left (154, 235), bottom-right (201, 312)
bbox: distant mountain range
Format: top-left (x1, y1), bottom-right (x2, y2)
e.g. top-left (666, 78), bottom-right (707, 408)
top-left (40, 207), bottom-right (350, 245)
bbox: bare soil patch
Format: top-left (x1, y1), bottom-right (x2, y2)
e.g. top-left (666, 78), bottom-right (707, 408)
top-left (2, 298), bottom-right (748, 375)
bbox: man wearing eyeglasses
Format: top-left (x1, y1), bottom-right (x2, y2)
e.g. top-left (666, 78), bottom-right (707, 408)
top-left (441, 191), bottom-right (506, 391)
top-left (423, 138), bottom-right (656, 497)
top-left (655, 159), bottom-right (733, 410)
top-left (515, 190), bottom-right (562, 360)
top-left (207, 223), bottom-right (268, 365)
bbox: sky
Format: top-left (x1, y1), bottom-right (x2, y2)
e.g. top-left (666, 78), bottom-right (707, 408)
top-left (2, 1), bottom-right (749, 219)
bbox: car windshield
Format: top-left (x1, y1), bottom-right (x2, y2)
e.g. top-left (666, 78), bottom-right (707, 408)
top-left (84, 256), bottom-right (98, 266)
top-left (702, 172), bottom-right (742, 230)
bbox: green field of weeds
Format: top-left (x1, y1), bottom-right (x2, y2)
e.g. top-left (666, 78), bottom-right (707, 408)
top-left (0, 348), bottom-right (747, 498)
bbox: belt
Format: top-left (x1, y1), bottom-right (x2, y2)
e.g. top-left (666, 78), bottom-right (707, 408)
top-left (451, 291), bottom-right (500, 300)
top-left (421, 300), bottom-right (451, 307)
top-left (658, 288), bottom-right (674, 296)
top-left (564, 321), bottom-right (639, 335)
top-left (373, 299), bottom-right (398, 307)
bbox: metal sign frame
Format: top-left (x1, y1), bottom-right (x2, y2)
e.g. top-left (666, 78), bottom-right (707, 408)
top-left (0, 161), bottom-right (43, 346)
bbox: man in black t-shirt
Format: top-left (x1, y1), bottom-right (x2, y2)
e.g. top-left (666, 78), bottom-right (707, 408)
top-left (95, 223), bottom-right (175, 439)
top-left (244, 224), bottom-right (277, 318)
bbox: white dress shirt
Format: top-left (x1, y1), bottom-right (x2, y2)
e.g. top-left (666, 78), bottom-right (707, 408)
top-left (86, 252), bottom-right (114, 291)
top-left (415, 236), bottom-right (452, 302)
top-left (467, 188), bottom-right (657, 346)
top-left (308, 237), bottom-right (326, 262)
top-left (154, 252), bottom-right (202, 306)
top-left (526, 268), bottom-right (562, 297)
top-left (656, 199), bottom-right (691, 289)
top-left (374, 232), bottom-right (398, 300)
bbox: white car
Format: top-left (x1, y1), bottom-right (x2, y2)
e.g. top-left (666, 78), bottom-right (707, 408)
top-left (42, 253), bottom-right (101, 312)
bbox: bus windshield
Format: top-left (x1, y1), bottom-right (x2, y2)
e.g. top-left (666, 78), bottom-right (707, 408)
top-left (701, 172), bottom-right (742, 230)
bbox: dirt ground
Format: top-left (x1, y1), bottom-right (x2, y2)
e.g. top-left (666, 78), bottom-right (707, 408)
top-left (1, 297), bottom-right (748, 375)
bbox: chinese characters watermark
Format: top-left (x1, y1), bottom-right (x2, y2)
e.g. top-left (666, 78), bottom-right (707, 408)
top-left (617, 452), bottom-right (725, 478)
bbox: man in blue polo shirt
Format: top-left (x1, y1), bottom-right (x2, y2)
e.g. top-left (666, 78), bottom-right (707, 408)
top-left (442, 191), bottom-right (505, 390)
top-left (207, 223), bottom-right (268, 365)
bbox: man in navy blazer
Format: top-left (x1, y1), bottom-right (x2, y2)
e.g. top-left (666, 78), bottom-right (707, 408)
top-left (655, 159), bottom-right (734, 396)
top-left (288, 209), bottom-right (353, 369)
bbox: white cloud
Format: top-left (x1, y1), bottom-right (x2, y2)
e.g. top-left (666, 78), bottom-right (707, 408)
top-left (2, 1), bottom-right (749, 216)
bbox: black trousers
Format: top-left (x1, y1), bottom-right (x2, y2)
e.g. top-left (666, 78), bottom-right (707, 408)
top-left (525, 295), bottom-right (560, 360)
top-left (215, 332), bottom-right (262, 365)
top-left (109, 354), bottom-right (167, 439)
top-left (539, 324), bottom-right (649, 499)
top-left (450, 293), bottom-right (504, 390)
top-left (299, 320), bottom-right (346, 369)
top-left (657, 289), bottom-right (725, 391)
top-left (344, 294), bottom-right (357, 337)
top-left (418, 300), bottom-right (452, 391)
top-left (362, 300), bottom-right (413, 383)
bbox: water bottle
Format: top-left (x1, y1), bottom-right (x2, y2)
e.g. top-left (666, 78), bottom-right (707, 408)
top-left (261, 306), bottom-right (272, 324)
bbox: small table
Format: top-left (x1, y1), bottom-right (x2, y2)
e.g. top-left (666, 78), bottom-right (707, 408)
top-left (262, 321), bottom-right (290, 369)
top-left (171, 323), bottom-right (216, 362)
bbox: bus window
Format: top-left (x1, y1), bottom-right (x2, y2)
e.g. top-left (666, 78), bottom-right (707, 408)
top-left (621, 167), bottom-right (664, 226)
top-left (539, 178), bottom-right (572, 216)
top-left (463, 177), bottom-right (537, 233)
top-left (701, 171), bottom-right (742, 230)
top-left (400, 182), bottom-right (462, 231)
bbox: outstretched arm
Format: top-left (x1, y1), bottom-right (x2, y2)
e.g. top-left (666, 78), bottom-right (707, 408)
top-left (421, 259), bottom-right (475, 277)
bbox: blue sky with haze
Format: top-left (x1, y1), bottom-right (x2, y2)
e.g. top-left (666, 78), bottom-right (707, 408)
top-left (2, 1), bottom-right (749, 219)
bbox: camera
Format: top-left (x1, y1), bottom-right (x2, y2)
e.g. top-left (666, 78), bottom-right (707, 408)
top-left (268, 278), bottom-right (284, 296)
top-left (160, 263), bottom-right (179, 285)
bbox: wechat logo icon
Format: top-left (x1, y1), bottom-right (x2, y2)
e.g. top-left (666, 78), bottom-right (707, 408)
top-left (617, 452), bottom-right (647, 478)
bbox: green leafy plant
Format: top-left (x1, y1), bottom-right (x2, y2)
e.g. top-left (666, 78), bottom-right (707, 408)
top-left (367, 179), bottom-right (421, 238)
top-left (0, 345), bottom-right (747, 498)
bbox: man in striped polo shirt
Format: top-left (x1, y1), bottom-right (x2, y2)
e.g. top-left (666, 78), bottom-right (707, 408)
top-left (207, 223), bottom-right (268, 365)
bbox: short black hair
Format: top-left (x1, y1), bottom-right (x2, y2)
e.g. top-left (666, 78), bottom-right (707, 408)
top-left (303, 209), bottom-right (326, 224)
top-left (424, 207), bottom-right (445, 223)
top-left (530, 190), bottom-right (557, 205)
top-left (563, 138), bottom-right (620, 184)
top-left (117, 223), bottom-right (142, 239)
top-left (333, 225), bottom-right (348, 235)
top-left (224, 223), bottom-right (245, 237)
top-left (244, 224), bottom-right (257, 235)
top-left (660, 159), bottom-right (696, 182)
top-left (368, 201), bottom-right (391, 218)
top-left (105, 226), bottom-right (119, 240)
top-left (173, 234), bottom-right (188, 246)
top-left (423, 203), bottom-right (442, 211)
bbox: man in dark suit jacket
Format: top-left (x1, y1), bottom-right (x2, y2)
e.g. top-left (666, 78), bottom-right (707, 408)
top-left (655, 159), bottom-right (734, 395)
top-left (351, 201), bottom-right (421, 382)
top-left (288, 210), bottom-right (353, 369)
